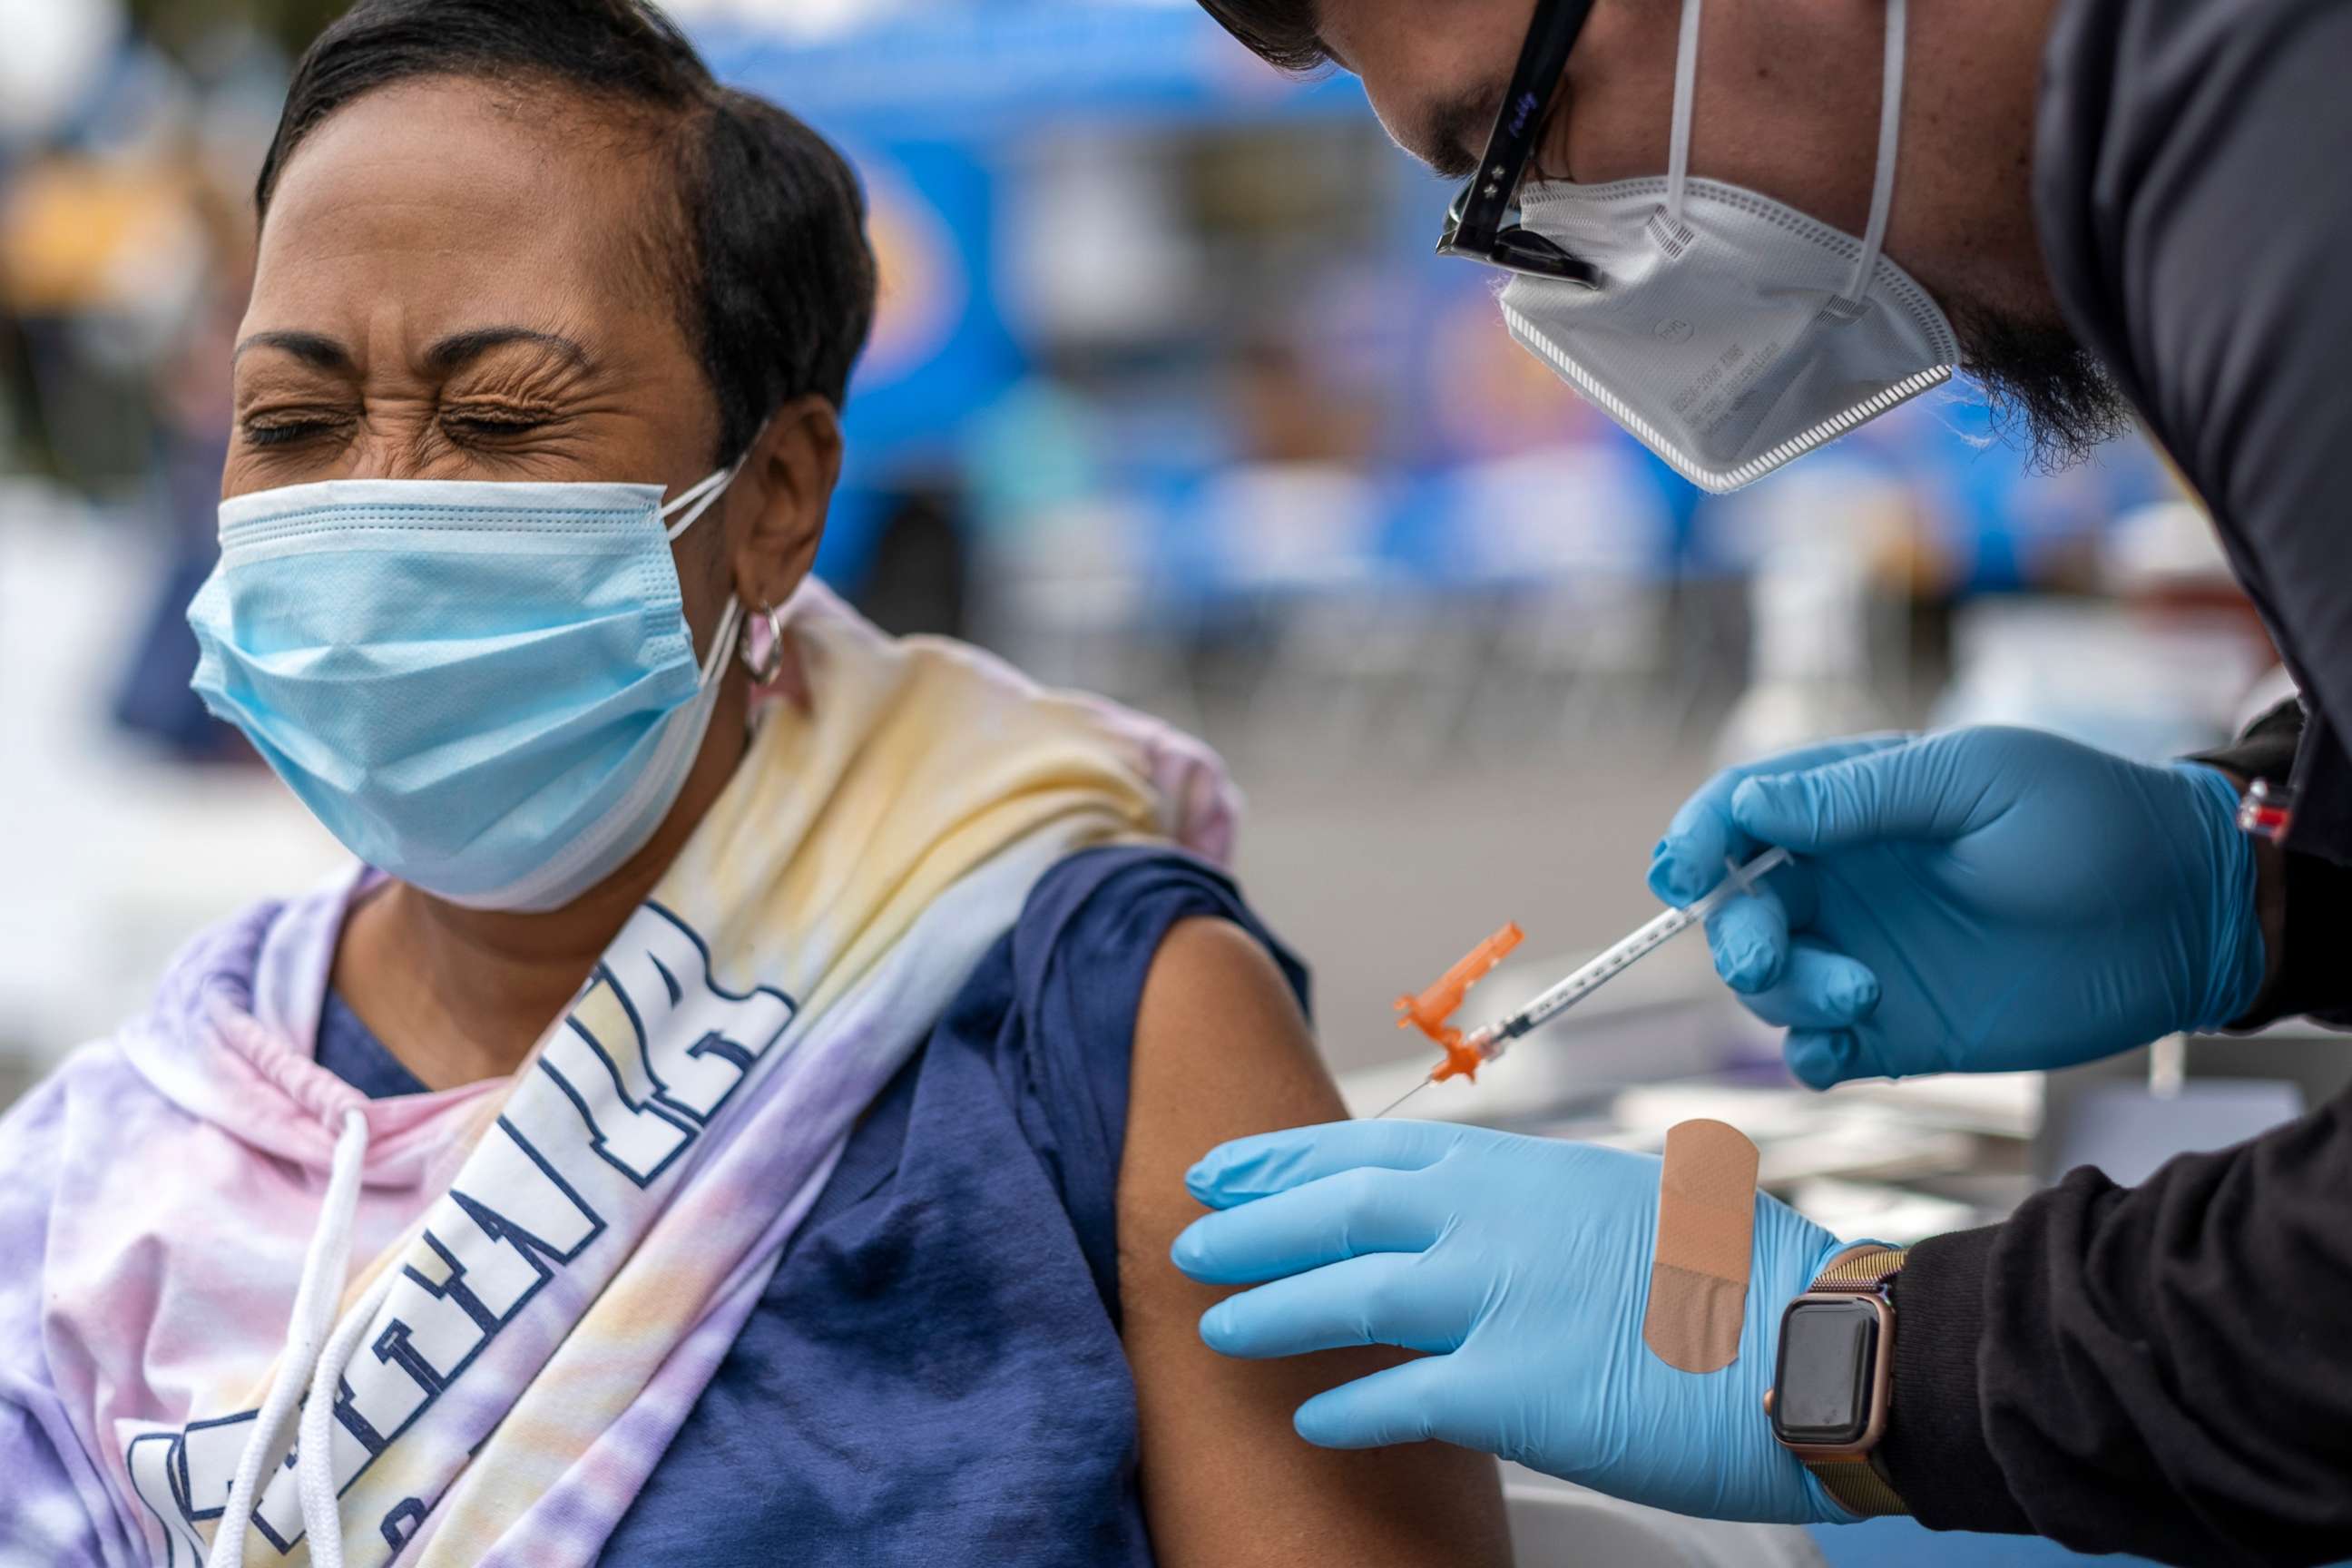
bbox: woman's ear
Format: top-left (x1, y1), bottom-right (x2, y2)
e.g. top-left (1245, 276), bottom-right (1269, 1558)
top-left (731, 394), bottom-right (844, 614)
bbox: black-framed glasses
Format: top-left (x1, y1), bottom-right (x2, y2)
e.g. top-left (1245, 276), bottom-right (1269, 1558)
top-left (1436, 0), bottom-right (1602, 286)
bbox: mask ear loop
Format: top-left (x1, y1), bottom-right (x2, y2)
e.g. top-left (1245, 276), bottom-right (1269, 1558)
top-left (693, 595), bottom-right (745, 694)
top-left (1661, 0), bottom-right (1705, 237)
top-left (665, 425), bottom-right (772, 676)
top-left (1842, 0), bottom-right (1909, 305)
top-left (660, 449), bottom-right (750, 686)
top-left (661, 460), bottom-right (741, 544)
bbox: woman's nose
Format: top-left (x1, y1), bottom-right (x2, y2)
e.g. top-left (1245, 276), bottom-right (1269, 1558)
top-left (338, 407), bottom-right (464, 483)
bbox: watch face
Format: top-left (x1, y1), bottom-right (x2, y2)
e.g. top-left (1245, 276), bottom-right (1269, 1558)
top-left (1772, 1298), bottom-right (1879, 1446)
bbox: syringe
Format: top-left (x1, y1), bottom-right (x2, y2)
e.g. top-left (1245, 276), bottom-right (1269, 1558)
top-left (1377, 847), bottom-right (1792, 1118)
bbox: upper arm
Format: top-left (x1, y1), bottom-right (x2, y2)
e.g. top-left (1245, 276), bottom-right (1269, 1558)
top-left (2149, 5), bottom-right (2352, 557)
top-left (1116, 917), bottom-right (1512, 1568)
top-left (2059, 2), bottom-right (2352, 715)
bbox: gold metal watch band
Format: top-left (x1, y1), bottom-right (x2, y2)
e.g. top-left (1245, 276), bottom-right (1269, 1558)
top-left (1811, 1456), bottom-right (1912, 1519)
top-left (1810, 1245), bottom-right (1909, 1290)
top-left (1802, 1246), bottom-right (1911, 1519)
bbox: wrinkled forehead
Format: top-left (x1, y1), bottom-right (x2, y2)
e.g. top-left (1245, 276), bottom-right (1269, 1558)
top-left (251, 76), bottom-right (684, 349)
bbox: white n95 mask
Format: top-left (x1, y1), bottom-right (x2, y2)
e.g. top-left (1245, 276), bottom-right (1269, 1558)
top-left (1500, 0), bottom-right (1957, 493)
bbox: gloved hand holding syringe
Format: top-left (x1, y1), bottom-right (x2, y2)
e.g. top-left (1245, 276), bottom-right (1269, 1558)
top-left (1379, 847), bottom-right (1793, 1118)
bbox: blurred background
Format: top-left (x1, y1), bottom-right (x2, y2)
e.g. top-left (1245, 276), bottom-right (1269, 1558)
top-left (2, 0), bottom-right (2337, 1284)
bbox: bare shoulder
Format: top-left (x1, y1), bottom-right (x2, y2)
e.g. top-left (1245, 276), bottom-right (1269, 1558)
top-left (1117, 917), bottom-right (1512, 1568)
top-left (1130, 916), bottom-right (1333, 1132)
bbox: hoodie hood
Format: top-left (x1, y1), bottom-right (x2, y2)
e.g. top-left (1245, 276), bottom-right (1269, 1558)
top-left (120, 868), bottom-right (506, 1188)
top-left (0, 873), bottom-right (505, 1568)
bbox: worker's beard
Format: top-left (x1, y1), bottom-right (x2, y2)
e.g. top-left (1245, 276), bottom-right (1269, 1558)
top-left (1947, 300), bottom-right (2137, 473)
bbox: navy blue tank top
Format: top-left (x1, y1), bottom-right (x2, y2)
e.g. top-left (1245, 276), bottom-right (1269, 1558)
top-left (315, 848), bottom-right (1308, 1565)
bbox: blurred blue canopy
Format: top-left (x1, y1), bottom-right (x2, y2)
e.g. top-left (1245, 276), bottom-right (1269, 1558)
top-left (694, 1), bottom-right (1361, 138)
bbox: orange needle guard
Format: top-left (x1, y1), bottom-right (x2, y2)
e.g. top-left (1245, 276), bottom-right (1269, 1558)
top-left (1395, 923), bottom-right (1525, 1084)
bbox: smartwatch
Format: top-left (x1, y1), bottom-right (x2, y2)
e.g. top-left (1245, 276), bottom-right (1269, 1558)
top-left (1762, 1245), bottom-right (1911, 1518)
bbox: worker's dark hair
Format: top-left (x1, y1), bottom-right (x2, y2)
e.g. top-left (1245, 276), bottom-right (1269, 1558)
top-left (1197, 0), bottom-right (1331, 74)
top-left (258, 0), bottom-right (877, 461)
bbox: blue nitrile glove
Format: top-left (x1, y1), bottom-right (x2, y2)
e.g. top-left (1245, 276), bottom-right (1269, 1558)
top-left (1648, 728), bottom-right (2266, 1089)
top-left (1171, 1120), bottom-right (1854, 1524)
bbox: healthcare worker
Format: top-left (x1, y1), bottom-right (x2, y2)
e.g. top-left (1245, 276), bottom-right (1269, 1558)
top-left (1171, 0), bottom-right (2352, 1563)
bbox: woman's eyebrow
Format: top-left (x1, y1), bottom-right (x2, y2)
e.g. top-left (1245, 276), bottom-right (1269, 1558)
top-left (228, 327), bottom-right (594, 378)
top-left (423, 327), bottom-right (594, 377)
top-left (232, 329), bottom-right (355, 372)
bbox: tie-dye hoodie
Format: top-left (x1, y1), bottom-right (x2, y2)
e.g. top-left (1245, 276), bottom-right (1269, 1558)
top-left (0, 584), bottom-right (1235, 1567)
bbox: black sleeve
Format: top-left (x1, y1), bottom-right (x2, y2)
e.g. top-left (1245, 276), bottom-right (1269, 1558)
top-left (2190, 702), bottom-right (2352, 1028)
top-left (1881, 1088), bottom-right (2352, 1566)
top-left (1882, 5), bottom-right (2352, 1554)
top-left (2035, 0), bottom-right (2352, 867)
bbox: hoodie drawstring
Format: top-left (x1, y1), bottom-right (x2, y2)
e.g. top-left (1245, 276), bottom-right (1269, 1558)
top-left (208, 1107), bottom-right (370, 1568)
top-left (299, 1255), bottom-right (402, 1566)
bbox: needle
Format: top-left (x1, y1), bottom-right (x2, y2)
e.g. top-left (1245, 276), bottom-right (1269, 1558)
top-left (1370, 847), bottom-right (1795, 1121)
top-left (1375, 1077), bottom-right (1436, 1120)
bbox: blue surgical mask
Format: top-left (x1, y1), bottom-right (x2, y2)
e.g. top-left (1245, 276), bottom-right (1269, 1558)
top-left (189, 463), bottom-right (748, 912)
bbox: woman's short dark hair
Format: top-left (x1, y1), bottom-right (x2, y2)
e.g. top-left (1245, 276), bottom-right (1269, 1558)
top-left (1197, 0), bottom-right (1330, 74)
top-left (259, 0), bottom-right (877, 462)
